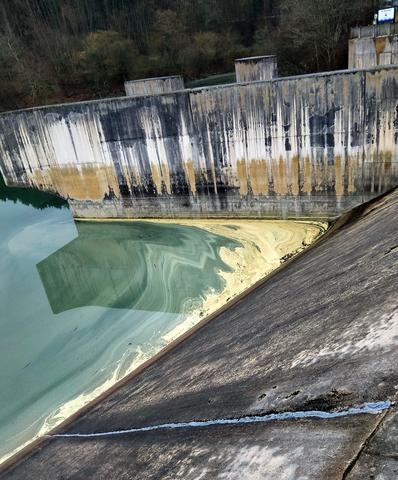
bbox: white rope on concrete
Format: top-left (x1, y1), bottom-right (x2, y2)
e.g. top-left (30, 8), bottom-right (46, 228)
top-left (50, 400), bottom-right (392, 439)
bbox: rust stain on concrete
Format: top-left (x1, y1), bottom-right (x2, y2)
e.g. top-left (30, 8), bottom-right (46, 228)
top-left (273, 156), bottom-right (287, 195)
top-left (248, 159), bottom-right (268, 195)
top-left (183, 161), bottom-right (197, 195)
top-left (375, 37), bottom-right (387, 63)
top-left (160, 163), bottom-right (171, 195)
top-left (33, 166), bottom-right (119, 201)
top-left (335, 155), bottom-right (344, 197)
top-left (150, 163), bottom-right (171, 195)
top-left (237, 160), bottom-right (248, 196)
top-left (150, 164), bottom-right (163, 194)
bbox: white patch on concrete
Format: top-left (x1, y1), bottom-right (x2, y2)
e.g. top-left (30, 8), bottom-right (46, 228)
top-left (192, 470), bottom-right (208, 480)
top-left (218, 445), bottom-right (307, 480)
top-left (291, 311), bottom-right (398, 368)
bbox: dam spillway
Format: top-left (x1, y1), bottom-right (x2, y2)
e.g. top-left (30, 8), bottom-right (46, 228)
top-left (0, 65), bottom-right (397, 219)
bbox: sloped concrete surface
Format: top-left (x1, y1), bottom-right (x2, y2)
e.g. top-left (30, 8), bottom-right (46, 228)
top-left (3, 416), bottom-right (384, 480)
top-left (346, 408), bottom-right (398, 479)
top-left (1, 190), bottom-right (398, 479)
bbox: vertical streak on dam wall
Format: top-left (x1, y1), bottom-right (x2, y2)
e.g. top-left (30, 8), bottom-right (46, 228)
top-left (0, 66), bottom-right (397, 219)
top-left (235, 56), bottom-right (278, 82)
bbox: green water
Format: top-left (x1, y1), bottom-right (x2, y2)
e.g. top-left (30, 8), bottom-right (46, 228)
top-left (186, 72), bottom-right (236, 88)
top-left (0, 177), bottom-right (240, 463)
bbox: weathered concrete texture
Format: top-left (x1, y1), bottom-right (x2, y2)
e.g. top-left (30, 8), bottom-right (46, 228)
top-left (1, 190), bottom-right (397, 478)
top-left (0, 66), bottom-right (398, 219)
top-left (349, 35), bottom-right (398, 68)
top-left (2, 417), bottom-right (383, 480)
top-left (350, 23), bottom-right (398, 42)
top-left (346, 408), bottom-right (398, 479)
top-left (349, 23), bottom-right (398, 68)
top-left (234, 55), bottom-right (278, 82)
top-left (124, 76), bottom-right (184, 97)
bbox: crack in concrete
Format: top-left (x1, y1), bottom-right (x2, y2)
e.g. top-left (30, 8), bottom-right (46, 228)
top-left (50, 401), bottom-right (392, 439)
top-left (385, 244), bottom-right (398, 255)
top-left (341, 407), bottom-right (390, 480)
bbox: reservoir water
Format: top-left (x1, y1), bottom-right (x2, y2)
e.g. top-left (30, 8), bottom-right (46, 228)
top-left (0, 175), bottom-right (326, 464)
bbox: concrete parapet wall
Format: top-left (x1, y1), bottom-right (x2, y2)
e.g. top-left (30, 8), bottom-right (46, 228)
top-left (0, 66), bottom-right (397, 219)
top-left (124, 76), bottom-right (184, 97)
top-left (235, 56), bottom-right (278, 82)
top-left (351, 23), bottom-right (398, 39)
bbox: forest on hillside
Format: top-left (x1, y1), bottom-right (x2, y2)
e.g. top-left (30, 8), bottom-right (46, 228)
top-left (0, 0), bottom-right (379, 111)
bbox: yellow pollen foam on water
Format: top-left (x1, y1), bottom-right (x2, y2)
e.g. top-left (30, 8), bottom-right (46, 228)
top-left (157, 219), bottom-right (327, 343)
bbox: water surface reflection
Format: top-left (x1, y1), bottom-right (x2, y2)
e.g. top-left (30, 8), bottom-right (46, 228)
top-left (38, 221), bottom-right (240, 314)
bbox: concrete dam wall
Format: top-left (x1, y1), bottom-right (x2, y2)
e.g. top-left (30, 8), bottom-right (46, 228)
top-left (349, 24), bottom-right (398, 69)
top-left (0, 65), bottom-right (397, 219)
